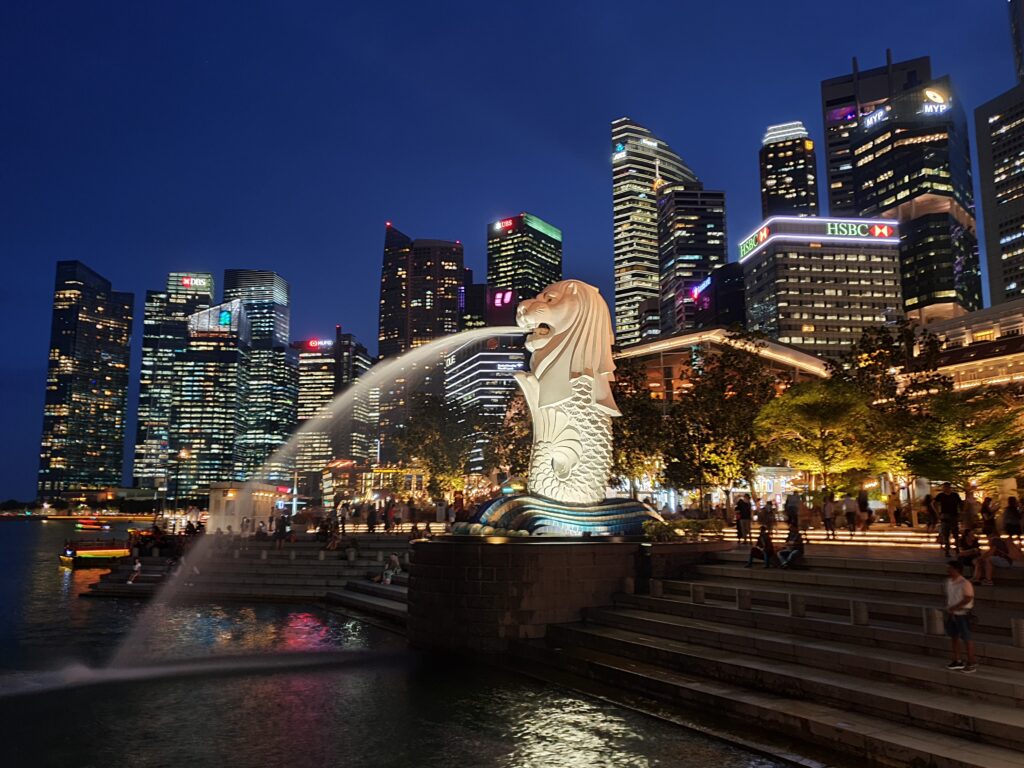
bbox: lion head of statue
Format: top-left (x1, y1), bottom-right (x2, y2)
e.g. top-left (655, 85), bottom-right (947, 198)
top-left (515, 280), bottom-right (620, 416)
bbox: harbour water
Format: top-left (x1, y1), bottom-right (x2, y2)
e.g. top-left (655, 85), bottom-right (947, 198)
top-left (0, 519), bottom-right (782, 767)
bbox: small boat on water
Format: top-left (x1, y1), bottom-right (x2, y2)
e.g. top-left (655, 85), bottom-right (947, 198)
top-left (59, 539), bottom-right (130, 568)
top-left (75, 518), bottom-right (111, 532)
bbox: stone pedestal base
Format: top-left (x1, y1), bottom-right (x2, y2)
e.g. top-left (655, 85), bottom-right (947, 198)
top-left (456, 494), bottom-right (659, 536)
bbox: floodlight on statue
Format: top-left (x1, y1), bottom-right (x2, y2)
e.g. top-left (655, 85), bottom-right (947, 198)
top-left (457, 279), bottom-right (661, 536)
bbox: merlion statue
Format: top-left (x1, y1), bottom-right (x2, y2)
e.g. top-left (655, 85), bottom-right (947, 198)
top-left (460, 279), bottom-right (660, 536)
top-left (514, 280), bottom-right (619, 505)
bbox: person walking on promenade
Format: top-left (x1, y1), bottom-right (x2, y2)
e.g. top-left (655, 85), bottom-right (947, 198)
top-left (980, 497), bottom-right (996, 538)
top-left (745, 526), bottom-right (777, 568)
top-left (1004, 496), bottom-right (1023, 543)
top-left (761, 500), bottom-right (776, 533)
top-left (274, 513), bottom-right (288, 551)
top-left (943, 560), bottom-right (977, 673)
top-left (367, 503), bottom-right (378, 534)
top-left (822, 491), bottom-right (837, 540)
top-left (937, 483), bottom-right (963, 557)
top-left (923, 493), bottom-right (938, 535)
top-left (735, 494), bottom-right (753, 544)
top-left (842, 493), bottom-right (858, 539)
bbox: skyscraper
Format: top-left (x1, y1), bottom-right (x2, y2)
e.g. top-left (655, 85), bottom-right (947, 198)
top-left (851, 75), bottom-right (981, 322)
top-left (976, 85), bottom-right (1024, 306)
top-left (611, 117), bottom-right (698, 346)
top-left (377, 224), bottom-right (465, 358)
top-left (976, 5), bottom-right (1024, 306)
top-left (656, 181), bottom-right (728, 336)
top-left (821, 52), bottom-right (931, 215)
top-left (740, 216), bottom-right (903, 359)
top-left (38, 261), bottom-right (133, 497)
top-left (1012, 0), bottom-right (1024, 84)
top-left (333, 328), bottom-right (374, 462)
top-left (133, 272), bottom-right (214, 490)
top-left (377, 223), bottom-right (465, 460)
top-left (170, 300), bottom-right (250, 500)
top-left (290, 336), bottom-right (338, 501)
top-left (223, 269), bottom-right (297, 481)
top-left (759, 122), bottom-right (818, 218)
top-left (486, 213), bottom-right (562, 303)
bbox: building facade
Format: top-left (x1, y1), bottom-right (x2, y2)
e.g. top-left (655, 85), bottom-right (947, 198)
top-left (290, 337), bottom-right (338, 501)
top-left (38, 261), bottom-right (134, 497)
top-left (133, 272), bottom-right (214, 490)
top-left (223, 269), bottom-right (297, 482)
top-left (759, 121), bottom-right (818, 218)
top-left (377, 223), bottom-right (464, 460)
top-left (656, 181), bottom-right (727, 335)
top-left (821, 52), bottom-right (932, 215)
top-left (486, 213), bottom-right (562, 304)
top-left (444, 333), bottom-right (527, 475)
top-left (851, 75), bottom-right (982, 323)
top-left (169, 300), bottom-right (250, 500)
top-left (333, 328), bottom-right (374, 463)
top-left (693, 261), bottom-right (746, 330)
top-left (611, 117), bottom-right (698, 345)
top-left (740, 216), bottom-right (903, 359)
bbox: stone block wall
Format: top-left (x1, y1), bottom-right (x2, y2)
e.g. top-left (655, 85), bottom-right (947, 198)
top-left (407, 538), bottom-right (640, 654)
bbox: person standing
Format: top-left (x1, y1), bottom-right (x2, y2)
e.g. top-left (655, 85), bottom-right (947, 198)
top-left (842, 493), bottom-right (858, 539)
top-left (943, 560), bottom-right (977, 673)
top-left (821, 491), bottom-right (837, 541)
top-left (735, 494), bottom-right (752, 544)
top-left (857, 488), bottom-right (871, 531)
top-left (784, 491), bottom-right (801, 529)
top-left (980, 497), bottom-right (996, 538)
top-left (1003, 496), bottom-right (1023, 543)
top-left (923, 493), bottom-right (938, 535)
top-left (962, 489), bottom-right (980, 530)
top-left (937, 483), bottom-right (963, 557)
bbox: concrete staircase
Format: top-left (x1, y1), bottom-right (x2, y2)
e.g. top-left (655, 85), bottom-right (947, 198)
top-left (84, 534), bottom-right (413, 602)
top-left (325, 573), bottom-right (408, 626)
top-left (515, 549), bottom-right (1024, 768)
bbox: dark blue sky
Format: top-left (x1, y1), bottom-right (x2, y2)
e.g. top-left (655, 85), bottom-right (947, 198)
top-left (0, 1), bottom-right (1012, 500)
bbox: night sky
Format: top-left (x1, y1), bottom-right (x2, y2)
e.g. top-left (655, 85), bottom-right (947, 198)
top-left (0, 1), bottom-right (1012, 500)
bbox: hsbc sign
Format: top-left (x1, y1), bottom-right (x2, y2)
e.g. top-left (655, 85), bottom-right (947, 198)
top-left (826, 222), bottom-right (894, 238)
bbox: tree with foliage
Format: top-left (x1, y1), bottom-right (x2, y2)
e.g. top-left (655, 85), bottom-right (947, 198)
top-left (610, 357), bottom-right (666, 498)
top-left (755, 379), bottom-right (874, 491)
top-left (661, 332), bottom-right (782, 506)
top-left (904, 388), bottom-right (1024, 492)
top-left (392, 393), bottom-right (481, 499)
top-left (826, 318), bottom-right (950, 407)
top-left (484, 389), bottom-right (533, 479)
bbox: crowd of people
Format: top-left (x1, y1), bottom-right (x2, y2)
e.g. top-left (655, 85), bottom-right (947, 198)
top-left (725, 483), bottom-right (1024, 584)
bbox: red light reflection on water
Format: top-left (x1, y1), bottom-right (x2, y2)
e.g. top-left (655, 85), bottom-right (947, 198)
top-left (281, 612), bottom-right (330, 651)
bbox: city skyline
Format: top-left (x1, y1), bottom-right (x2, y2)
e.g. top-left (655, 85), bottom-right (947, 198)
top-left (0, 2), bottom-right (1014, 499)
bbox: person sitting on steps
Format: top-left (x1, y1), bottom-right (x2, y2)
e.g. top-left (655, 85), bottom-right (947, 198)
top-left (745, 526), bottom-right (776, 568)
top-left (975, 533), bottom-right (1023, 586)
top-left (778, 524), bottom-right (805, 568)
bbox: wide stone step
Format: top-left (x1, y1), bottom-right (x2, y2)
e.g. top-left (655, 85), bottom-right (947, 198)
top-left (548, 623), bottom-right (1024, 751)
top-left (664, 576), bottom-right (1019, 637)
top-left (710, 550), bottom-right (1024, 583)
top-left (693, 563), bottom-right (1024, 612)
top-left (613, 592), bottom-right (1024, 670)
top-left (585, 606), bottom-right (1024, 705)
top-left (513, 641), bottom-right (1024, 768)
top-left (325, 590), bottom-right (407, 624)
top-left (344, 580), bottom-right (408, 603)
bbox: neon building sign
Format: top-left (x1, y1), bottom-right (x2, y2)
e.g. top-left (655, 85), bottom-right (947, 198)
top-left (691, 276), bottom-right (713, 300)
top-left (494, 218), bottom-right (515, 230)
top-left (739, 217), bottom-right (900, 262)
top-left (181, 275), bottom-right (211, 290)
top-left (306, 339), bottom-right (333, 350)
top-left (493, 289), bottom-right (514, 308)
